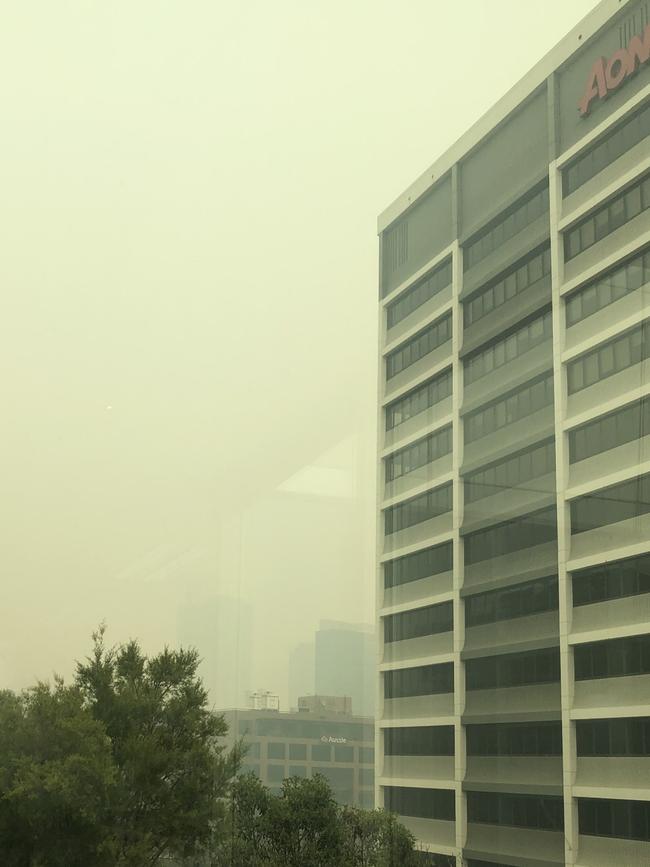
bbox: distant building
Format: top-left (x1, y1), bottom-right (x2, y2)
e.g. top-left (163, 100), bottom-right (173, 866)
top-left (221, 702), bottom-right (375, 808)
top-left (298, 694), bottom-right (352, 716)
top-left (249, 689), bottom-right (280, 711)
top-left (288, 641), bottom-right (315, 710)
top-left (315, 620), bottom-right (375, 717)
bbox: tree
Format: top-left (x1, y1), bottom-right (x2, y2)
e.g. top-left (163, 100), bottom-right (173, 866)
top-left (0, 681), bottom-right (116, 866)
top-left (212, 772), bottom-right (419, 867)
top-left (75, 625), bottom-right (234, 866)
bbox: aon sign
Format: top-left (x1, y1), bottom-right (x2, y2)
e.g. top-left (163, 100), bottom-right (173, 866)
top-left (579, 24), bottom-right (650, 117)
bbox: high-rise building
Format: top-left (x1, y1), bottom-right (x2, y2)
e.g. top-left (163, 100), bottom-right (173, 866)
top-left (375, 2), bottom-right (650, 866)
top-left (316, 620), bottom-right (375, 717)
top-left (288, 641), bottom-right (315, 710)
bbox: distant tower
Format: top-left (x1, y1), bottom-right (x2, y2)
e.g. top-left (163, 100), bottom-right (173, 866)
top-left (288, 641), bottom-right (315, 710)
top-left (315, 621), bottom-right (375, 717)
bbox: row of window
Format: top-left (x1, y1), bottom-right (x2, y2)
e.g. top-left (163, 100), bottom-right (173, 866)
top-left (570, 471), bottom-right (650, 535)
top-left (574, 634), bottom-right (650, 681)
top-left (464, 245), bottom-right (551, 328)
top-left (242, 718), bottom-right (374, 741)
top-left (384, 786), bottom-right (455, 822)
top-left (578, 797), bottom-right (650, 842)
top-left (464, 184), bottom-right (549, 272)
top-left (565, 245), bottom-right (650, 327)
top-left (387, 258), bottom-right (452, 330)
top-left (466, 721), bottom-right (562, 757)
top-left (385, 368), bottom-right (452, 432)
top-left (567, 318), bottom-right (650, 394)
top-left (384, 600), bottom-right (453, 644)
top-left (383, 541), bottom-right (453, 589)
top-left (464, 506), bottom-right (557, 566)
top-left (465, 646), bottom-right (560, 691)
top-left (463, 439), bottom-right (555, 503)
top-left (577, 717), bottom-right (650, 757)
top-left (564, 173), bottom-right (650, 261)
top-left (243, 740), bottom-right (375, 764)
top-left (572, 552), bottom-right (650, 607)
top-left (464, 574), bottom-right (558, 628)
top-left (569, 393), bottom-right (650, 464)
top-left (384, 482), bottom-right (452, 535)
top-left (385, 426), bottom-right (452, 483)
top-left (563, 99), bottom-right (650, 196)
top-left (384, 725), bottom-right (455, 757)
top-left (466, 791), bottom-right (563, 832)
top-left (464, 371), bottom-right (554, 444)
top-left (384, 662), bottom-right (454, 699)
top-left (463, 309), bottom-right (552, 386)
top-left (386, 313), bottom-right (452, 380)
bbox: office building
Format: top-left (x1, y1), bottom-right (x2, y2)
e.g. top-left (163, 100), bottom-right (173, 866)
top-left (375, 2), bottom-right (650, 865)
top-left (316, 620), bottom-right (376, 717)
top-left (221, 700), bottom-right (375, 808)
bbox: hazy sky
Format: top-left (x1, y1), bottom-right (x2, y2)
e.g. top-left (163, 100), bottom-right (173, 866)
top-left (1, 0), bottom-right (598, 703)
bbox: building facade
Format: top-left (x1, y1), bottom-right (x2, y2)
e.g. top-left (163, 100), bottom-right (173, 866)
top-left (221, 703), bottom-right (375, 808)
top-left (375, 2), bottom-right (650, 866)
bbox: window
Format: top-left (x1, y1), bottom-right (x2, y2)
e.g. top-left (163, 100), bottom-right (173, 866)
top-left (385, 426), bottom-right (452, 483)
top-left (577, 717), bottom-right (650, 756)
top-left (386, 369), bottom-right (452, 431)
top-left (316, 766), bottom-right (354, 791)
top-left (464, 372), bottom-right (554, 443)
top-left (384, 725), bottom-right (454, 756)
top-left (564, 173), bottom-right (650, 261)
top-left (574, 634), bottom-right (650, 681)
top-left (359, 747), bottom-right (374, 764)
top-left (387, 258), bottom-right (452, 329)
top-left (464, 184), bottom-right (549, 271)
top-left (384, 786), bottom-right (455, 821)
top-left (384, 482), bottom-right (452, 535)
top-left (288, 765), bottom-right (307, 778)
top-left (466, 722), bottom-right (562, 756)
top-left (564, 101), bottom-right (650, 196)
top-left (254, 718), bottom-right (371, 740)
top-left (267, 764), bottom-right (285, 783)
top-left (289, 743), bottom-right (307, 760)
top-left (567, 320), bottom-right (650, 394)
top-left (464, 507), bottom-right (557, 566)
top-left (467, 792), bottom-right (563, 832)
top-left (244, 741), bottom-right (261, 759)
top-left (465, 646), bottom-right (560, 691)
top-left (464, 246), bottom-right (551, 328)
top-left (334, 745), bottom-right (353, 762)
top-left (578, 797), bottom-right (650, 841)
top-left (570, 472), bottom-right (650, 535)
top-left (384, 541), bottom-right (453, 589)
top-left (358, 767), bottom-right (374, 787)
top-left (384, 662), bottom-right (454, 699)
top-left (566, 246), bottom-right (650, 327)
top-left (267, 742), bottom-right (285, 760)
top-left (311, 744), bottom-right (331, 762)
top-left (241, 763), bottom-right (260, 777)
top-left (384, 601), bottom-right (453, 643)
top-left (569, 394), bottom-right (650, 463)
top-left (386, 313), bottom-right (452, 379)
top-left (465, 575), bottom-right (558, 627)
top-left (464, 440), bottom-right (555, 503)
top-left (464, 310), bottom-right (552, 386)
top-left (573, 553), bottom-right (650, 607)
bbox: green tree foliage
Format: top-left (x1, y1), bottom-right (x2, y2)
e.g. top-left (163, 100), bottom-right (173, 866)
top-left (212, 772), bottom-right (420, 867)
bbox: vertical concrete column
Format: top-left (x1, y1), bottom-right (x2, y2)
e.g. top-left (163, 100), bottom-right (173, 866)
top-left (549, 157), bottom-right (579, 866)
top-left (375, 234), bottom-right (386, 813)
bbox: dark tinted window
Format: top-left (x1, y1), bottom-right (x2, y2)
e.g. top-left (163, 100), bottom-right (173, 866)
top-left (384, 725), bottom-right (455, 756)
top-left (574, 635), bottom-right (650, 681)
top-left (569, 394), bottom-right (650, 463)
top-left (384, 663), bottom-right (454, 698)
top-left (384, 541), bottom-right (453, 589)
top-left (385, 426), bottom-right (452, 482)
top-left (384, 601), bottom-right (453, 643)
top-left (564, 173), bottom-right (650, 260)
top-left (464, 507), bottom-right (557, 565)
top-left (570, 472), bottom-right (650, 535)
top-left (566, 246), bottom-right (650, 326)
top-left (384, 785), bottom-right (455, 821)
top-left (578, 797), bottom-right (650, 841)
top-left (567, 320), bottom-right (650, 394)
top-left (466, 722), bottom-right (562, 756)
top-left (387, 258), bottom-right (452, 329)
top-left (466, 646), bottom-right (560, 691)
top-left (572, 553), bottom-right (650, 606)
top-left (465, 575), bottom-right (558, 627)
top-left (384, 482), bottom-right (452, 535)
top-left (464, 372), bottom-right (554, 444)
top-left (577, 717), bottom-right (650, 757)
top-left (563, 101), bottom-right (650, 195)
top-left (467, 791), bottom-right (563, 831)
top-left (386, 313), bottom-right (451, 379)
top-left (386, 369), bottom-right (452, 431)
top-left (464, 310), bottom-right (552, 386)
top-left (464, 440), bottom-right (555, 503)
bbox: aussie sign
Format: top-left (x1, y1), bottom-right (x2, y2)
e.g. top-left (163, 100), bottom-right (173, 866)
top-left (579, 23), bottom-right (650, 116)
